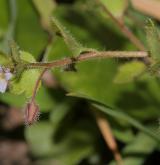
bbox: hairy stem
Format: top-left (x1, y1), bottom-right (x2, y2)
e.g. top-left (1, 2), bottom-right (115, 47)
top-left (26, 51), bottom-right (148, 69)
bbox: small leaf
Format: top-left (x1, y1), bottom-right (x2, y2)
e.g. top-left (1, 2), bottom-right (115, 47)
top-left (114, 61), bottom-right (146, 84)
top-left (20, 50), bottom-right (36, 62)
top-left (9, 40), bottom-right (21, 63)
top-left (146, 19), bottom-right (160, 60)
top-left (52, 17), bottom-right (95, 56)
top-left (10, 51), bottom-right (41, 98)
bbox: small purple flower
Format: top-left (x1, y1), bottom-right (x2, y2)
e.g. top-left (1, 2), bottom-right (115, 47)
top-left (0, 66), bottom-right (12, 93)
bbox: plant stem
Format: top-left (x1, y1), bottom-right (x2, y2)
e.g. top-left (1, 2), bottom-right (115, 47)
top-left (95, 112), bottom-right (122, 165)
top-left (95, 0), bottom-right (146, 51)
top-left (26, 51), bottom-right (148, 69)
top-left (31, 69), bottom-right (47, 102)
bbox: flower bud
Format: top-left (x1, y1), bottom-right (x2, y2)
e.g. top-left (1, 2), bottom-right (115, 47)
top-left (24, 100), bottom-right (40, 125)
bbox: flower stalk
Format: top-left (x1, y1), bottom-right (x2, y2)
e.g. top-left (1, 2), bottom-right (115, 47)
top-left (24, 69), bottom-right (47, 125)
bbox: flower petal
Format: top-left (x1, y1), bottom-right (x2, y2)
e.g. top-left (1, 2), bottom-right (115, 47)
top-left (0, 79), bottom-right (8, 93)
top-left (5, 72), bottom-right (13, 80)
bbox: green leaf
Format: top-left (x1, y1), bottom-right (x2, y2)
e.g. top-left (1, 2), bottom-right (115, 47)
top-left (52, 122), bottom-right (94, 165)
top-left (110, 132), bottom-right (157, 165)
top-left (10, 51), bottom-right (41, 98)
top-left (114, 61), bottom-right (146, 84)
top-left (146, 19), bottom-right (160, 60)
top-left (0, 0), bottom-right (9, 52)
top-left (52, 17), bottom-right (94, 56)
top-left (0, 87), bottom-right (55, 112)
top-left (99, 0), bottom-right (128, 17)
top-left (9, 40), bottom-right (21, 63)
top-left (0, 51), bottom-right (12, 66)
top-left (51, 5), bottom-right (160, 123)
top-left (25, 119), bottom-right (94, 163)
top-left (36, 86), bottom-right (56, 112)
top-left (113, 128), bottom-right (135, 143)
top-left (93, 104), bottom-right (160, 143)
top-left (0, 92), bottom-right (26, 107)
top-left (50, 103), bottom-right (71, 127)
top-left (0, 28), bottom-right (4, 39)
top-left (32, 0), bottom-right (56, 30)
top-left (19, 50), bottom-right (35, 62)
top-left (0, 0), bottom-right (9, 30)
top-left (59, 143), bottom-right (92, 165)
top-left (16, 0), bottom-right (48, 59)
top-left (25, 122), bottom-right (54, 157)
top-left (68, 93), bottom-right (160, 143)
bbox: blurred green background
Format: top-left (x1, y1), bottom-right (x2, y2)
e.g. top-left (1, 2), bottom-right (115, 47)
top-left (0, 0), bottom-right (160, 165)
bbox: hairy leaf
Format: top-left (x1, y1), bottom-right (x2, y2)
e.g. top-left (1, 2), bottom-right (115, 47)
top-left (10, 51), bottom-right (40, 98)
top-left (52, 17), bottom-right (95, 56)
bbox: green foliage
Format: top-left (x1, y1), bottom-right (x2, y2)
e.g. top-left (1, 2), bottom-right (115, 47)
top-left (0, 51), bottom-right (12, 66)
top-left (0, 1), bottom-right (160, 165)
top-left (114, 61), bottom-right (146, 84)
top-left (25, 122), bottom-right (54, 156)
top-left (25, 118), bottom-right (95, 164)
top-left (33, 0), bottom-right (56, 30)
top-left (100, 0), bottom-right (128, 17)
top-left (10, 51), bottom-right (41, 98)
top-left (68, 93), bottom-right (160, 143)
top-left (146, 19), bottom-right (160, 60)
top-left (52, 17), bottom-right (84, 56)
top-left (16, 0), bottom-right (48, 59)
top-left (110, 132), bottom-right (157, 165)
top-left (9, 40), bottom-right (21, 63)
top-left (52, 17), bottom-right (95, 56)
